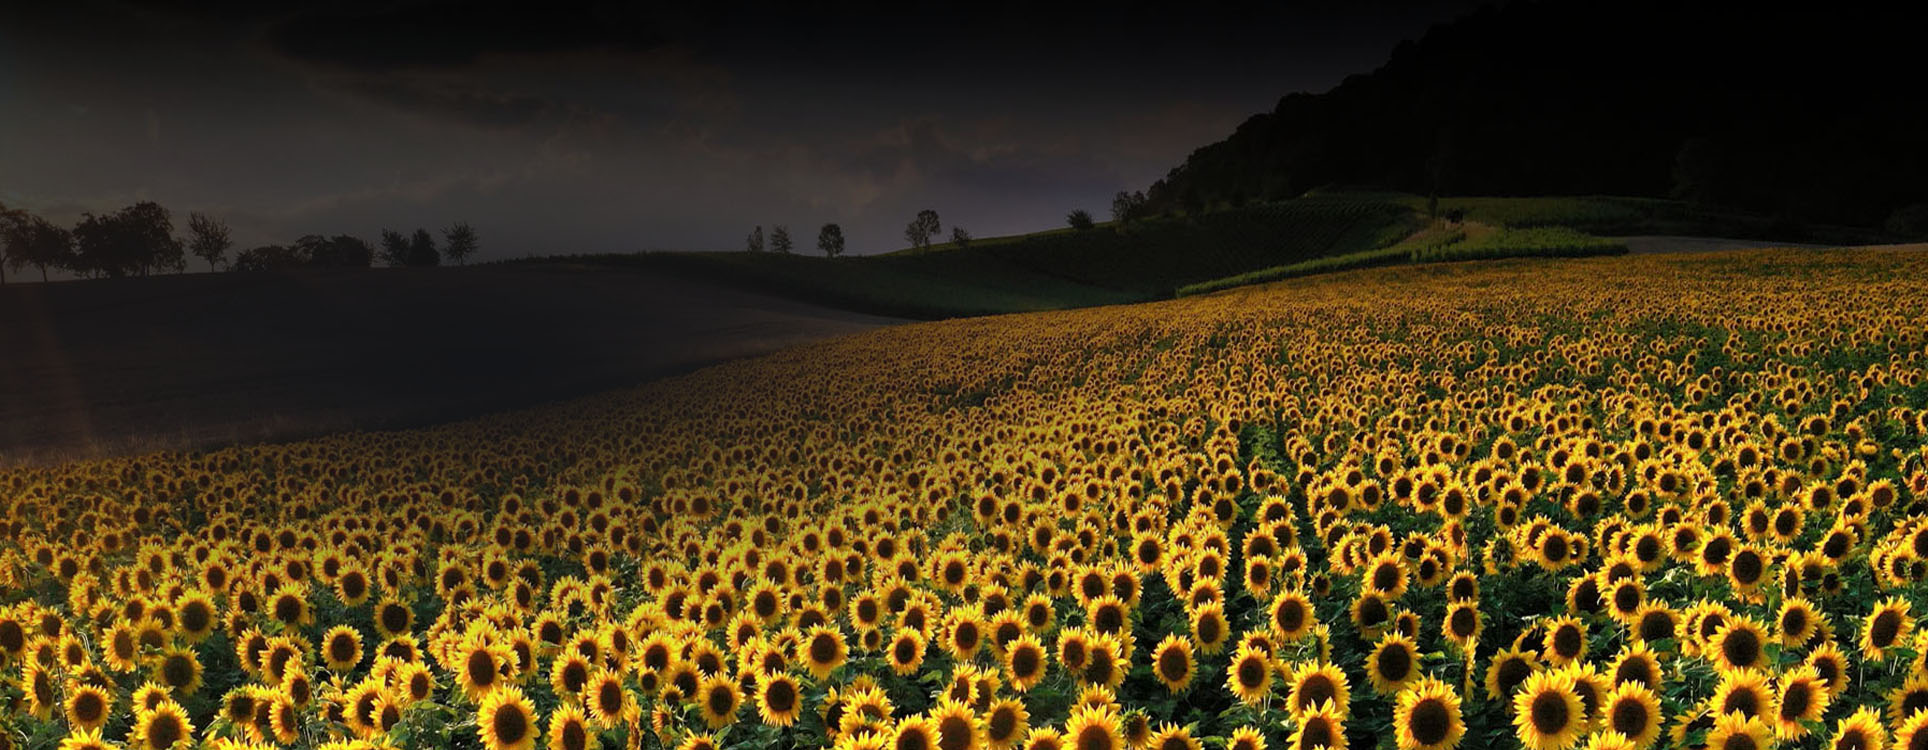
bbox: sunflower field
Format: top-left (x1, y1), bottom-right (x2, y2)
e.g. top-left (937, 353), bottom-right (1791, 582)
top-left (4, 248), bottom-right (1928, 750)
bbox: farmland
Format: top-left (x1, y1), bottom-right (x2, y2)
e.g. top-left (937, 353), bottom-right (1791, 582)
top-left (4, 247), bottom-right (1928, 750)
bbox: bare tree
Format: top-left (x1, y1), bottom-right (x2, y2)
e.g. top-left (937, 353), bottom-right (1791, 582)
top-left (187, 212), bottom-right (233, 271)
top-left (770, 225), bottom-right (794, 254)
top-left (443, 222), bottom-right (478, 265)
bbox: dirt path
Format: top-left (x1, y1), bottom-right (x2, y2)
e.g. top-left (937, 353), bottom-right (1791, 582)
top-left (0, 265), bottom-right (903, 466)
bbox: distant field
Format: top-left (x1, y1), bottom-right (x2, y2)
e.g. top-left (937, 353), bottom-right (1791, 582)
top-left (0, 265), bottom-right (900, 465)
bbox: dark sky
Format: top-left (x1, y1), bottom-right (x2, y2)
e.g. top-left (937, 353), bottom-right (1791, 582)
top-left (0, 1), bottom-right (1487, 262)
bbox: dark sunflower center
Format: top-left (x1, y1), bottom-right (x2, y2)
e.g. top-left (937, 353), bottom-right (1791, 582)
top-left (1554, 627), bottom-right (1582, 657)
top-left (1377, 644), bottom-right (1411, 681)
top-left (1077, 725), bottom-right (1114, 750)
top-left (1409, 698), bottom-right (1450, 745)
top-left (766, 680), bottom-right (796, 712)
top-left (493, 705), bottom-right (528, 744)
top-left (466, 651), bottom-right (496, 686)
top-left (1872, 611), bottom-right (1902, 647)
top-left (1530, 692), bottom-right (1570, 734)
top-left (148, 714), bottom-right (185, 749)
top-left (708, 686), bottom-right (735, 716)
top-left (939, 717), bottom-right (973, 750)
top-left (1722, 629), bottom-right (1761, 668)
top-left (1159, 648), bottom-right (1189, 682)
top-left (1611, 698), bottom-right (1649, 736)
top-left (989, 708), bottom-right (1017, 740)
top-left (1781, 684), bottom-right (1811, 719)
top-left (1237, 657), bottom-right (1266, 689)
top-left (1299, 674), bottom-right (1336, 709)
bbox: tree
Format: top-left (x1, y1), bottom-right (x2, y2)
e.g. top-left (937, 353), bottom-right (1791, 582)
top-left (770, 225), bottom-right (794, 254)
top-left (951, 226), bottom-right (972, 249)
top-left (408, 228), bottom-right (440, 266)
top-left (3, 212), bottom-right (74, 282)
top-left (379, 229), bottom-right (411, 267)
top-left (300, 234), bottom-right (374, 268)
top-left (187, 212), bottom-right (232, 271)
top-left (746, 225), bottom-right (765, 253)
top-left (72, 201), bottom-right (181, 278)
top-left (1110, 191), bottom-right (1147, 223)
top-left (442, 222), bottom-right (478, 265)
top-left (1066, 209), bottom-right (1095, 230)
top-left (817, 223), bottom-right (845, 257)
top-left (232, 244), bottom-right (306, 271)
top-left (0, 202), bottom-right (22, 284)
top-left (904, 209), bottom-right (941, 251)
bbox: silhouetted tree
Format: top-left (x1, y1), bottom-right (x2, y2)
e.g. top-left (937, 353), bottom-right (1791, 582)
top-left (1066, 209), bottom-right (1095, 230)
top-left (0, 201), bottom-right (19, 284)
top-left (951, 226), bottom-right (972, 249)
top-left (231, 244), bottom-right (305, 272)
top-left (746, 225), bottom-right (765, 253)
top-left (817, 223), bottom-right (845, 257)
top-left (442, 222), bottom-right (478, 265)
top-left (72, 202), bottom-right (181, 278)
top-left (770, 225), bottom-right (794, 254)
top-left (408, 228), bottom-right (440, 266)
top-left (300, 234), bottom-right (375, 268)
top-left (904, 209), bottom-right (941, 251)
top-left (3, 212), bottom-right (74, 282)
top-left (187, 212), bottom-right (232, 271)
top-left (379, 230), bottom-right (410, 267)
top-left (1110, 191), bottom-right (1147, 223)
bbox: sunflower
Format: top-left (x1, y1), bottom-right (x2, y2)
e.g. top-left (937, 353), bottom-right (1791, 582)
top-left (1513, 670), bottom-right (1585, 750)
top-left (1394, 676), bottom-right (1461, 750)
top-left (269, 583), bottom-right (312, 628)
top-left (888, 629), bottom-right (926, 676)
top-left (1825, 707), bottom-right (1886, 750)
top-left (1367, 633), bottom-right (1421, 695)
top-left (1288, 662), bottom-right (1352, 720)
top-left (985, 698), bottom-right (1030, 750)
top-left (1705, 713), bottom-right (1772, 750)
top-left (455, 638), bottom-right (517, 701)
top-left (1149, 723), bottom-right (1202, 750)
top-left (1192, 603), bottom-right (1230, 654)
top-left (757, 672), bottom-right (802, 727)
top-left (1708, 668), bottom-right (1774, 722)
top-left (801, 625), bottom-right (849, 680)
top-left (1005, 633), bottom-right (1048, 691)
top-left (1777, 598), bottom-right (1821, 647)
top-left (1889, 675), bottom-right (1928, 729)
top-left (696, 673), bottom-right (741, 729)
top-left (1601, 682), bottom-right (1662, 750)
top-left (1710, 617), bottom-right (1769, 672)
top-left (1351, 593), bottom-right (1393, 636)
top-left (154, 646), bottom-right (203, 696)
top-left (375, 598), bottom-right (415, 639)
top-left (1805, 641), bottom-right (1851, 698)
top-left (1268, 590), bottom-right (1315, 642)
top-left (1443, 602), bottom-right (1481, 652)
top-left (1081, 633), bottom-right (1126, 689)
top-left (322, 625), bottom-right (365, 672)
top-left (1151, 634), bottom-right (1195, 693)
top-left (550, 652), bottom-right (592, 699)
top-left (1063, 705), bottom-right (1124, 750)
top-left (126, 698), bottom-right (193, 750)
top-left (1542, 616), bottom-right (1588, 666)
top-left (892, 715), bottom-right (942, 750)
top-left (64, 682), bottom-right (113, 731)
top-left (548, 704), bottom-right (593, 750)
top-left (1227, 644), bottom-right (1273, 705)
top-left (1229, 727), bottom-right (1267, 750)
top-left (1861, 598), bottom-right (1912, 661)
top-left (585, 670), bottom-right (636, 729)
top-left (929, 700), bottom-right (981, 750)
top-left (1772, 666), bottom-right (1829, 740)
top-left (477, 686), bottom-right (538, 750)
top-left (1026, 729), bottom-right (1068, 750)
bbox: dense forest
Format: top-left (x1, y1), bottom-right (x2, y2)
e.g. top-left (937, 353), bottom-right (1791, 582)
top-left (1145, 0), bottom-right (1928, 232)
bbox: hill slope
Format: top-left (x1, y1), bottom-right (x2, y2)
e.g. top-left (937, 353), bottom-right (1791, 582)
top-left (1146, 0), bottom-right (1928, 230)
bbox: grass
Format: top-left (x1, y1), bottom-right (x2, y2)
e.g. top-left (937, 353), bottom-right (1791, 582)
top-left (1177, 223), bottom-right (1627, 296)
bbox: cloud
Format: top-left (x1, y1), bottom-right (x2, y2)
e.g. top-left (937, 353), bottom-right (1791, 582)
top-left (267, 1), bottom-right (676, 70)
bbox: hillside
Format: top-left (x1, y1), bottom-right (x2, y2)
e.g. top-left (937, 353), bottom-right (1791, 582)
top-left (0, 265), bottom-right (898, 465)
top-left (1145, 0), bottom-right (1928, 233)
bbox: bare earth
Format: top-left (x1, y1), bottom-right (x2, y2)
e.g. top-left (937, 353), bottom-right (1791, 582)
top-left (0, 264), bottom-right (903, 466)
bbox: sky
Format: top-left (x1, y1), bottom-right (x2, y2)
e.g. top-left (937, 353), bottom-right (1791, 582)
top-left (0, 1), bottom-right (1488, 264)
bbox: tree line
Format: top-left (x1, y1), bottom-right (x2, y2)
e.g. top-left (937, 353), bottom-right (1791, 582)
top-left (0, 199), bottom-right (479, 284)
